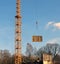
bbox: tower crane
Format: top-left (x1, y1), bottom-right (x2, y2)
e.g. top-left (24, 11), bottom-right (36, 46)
top-left (15, 0), bottom-right (22, 64)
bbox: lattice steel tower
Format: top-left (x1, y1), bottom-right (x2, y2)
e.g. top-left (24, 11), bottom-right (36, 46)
top-left (15, 0), bottom-right (22, 64)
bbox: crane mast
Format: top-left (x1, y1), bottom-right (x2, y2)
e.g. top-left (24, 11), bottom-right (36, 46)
top-left (15, 0), bottom-right (22, 64)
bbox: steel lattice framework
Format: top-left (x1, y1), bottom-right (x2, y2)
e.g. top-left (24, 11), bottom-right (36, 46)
top-left (15, 0), bottom-right (22, 64)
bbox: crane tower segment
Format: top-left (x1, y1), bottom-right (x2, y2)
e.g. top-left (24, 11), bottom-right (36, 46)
top-left (15, 0), bottom-right (22, 64)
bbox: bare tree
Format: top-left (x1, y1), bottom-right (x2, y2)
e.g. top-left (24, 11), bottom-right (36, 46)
top-left (26, 43), bottom-right (33, 57)
top-left (33, 47), bottom-right (37, 55)
top-left (37, 43), bottom-right (60, 58)
top-left (45, 44), bottom-right (60, 57)
top-left (0, 50), bottom-right (11, 64)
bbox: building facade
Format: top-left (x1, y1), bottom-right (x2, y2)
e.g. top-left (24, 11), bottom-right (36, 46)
top-left (43, 53), bottom-right (53, 64)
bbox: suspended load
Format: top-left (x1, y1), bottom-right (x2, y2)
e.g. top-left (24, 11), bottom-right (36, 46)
top-left (32, 21), bottom-right (43, 42)
top-left (32, 35), bottom-right (42, 42)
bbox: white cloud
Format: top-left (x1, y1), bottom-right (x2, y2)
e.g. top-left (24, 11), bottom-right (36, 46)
top-left (53, 23), bottom-right (60, 29)
top-left (46, 38), bottom-right (60, 44)
top-left (45, 21), bottom-right (54, 29)
top-left (45, 21), bottom-right (60, 30)
top-left (47, 22), bottom-right (54, 26)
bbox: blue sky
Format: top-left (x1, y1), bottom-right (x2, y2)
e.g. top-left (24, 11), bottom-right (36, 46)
top-left (0, 0), bottom-right (60, 54)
